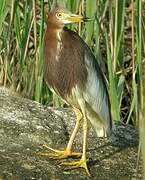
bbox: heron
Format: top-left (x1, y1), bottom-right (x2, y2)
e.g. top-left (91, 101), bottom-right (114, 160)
top-left (42, 5), bottom-right (112, 176)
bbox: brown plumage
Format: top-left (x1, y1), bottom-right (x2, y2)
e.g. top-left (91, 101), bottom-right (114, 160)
top-left (42, 6), bottom-right (113, 176)
top-left (44, 27), bottom-right (87, 98)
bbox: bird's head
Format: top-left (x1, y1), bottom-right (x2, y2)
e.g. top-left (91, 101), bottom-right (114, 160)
top-left (47, 6), bottom-right (91, 29)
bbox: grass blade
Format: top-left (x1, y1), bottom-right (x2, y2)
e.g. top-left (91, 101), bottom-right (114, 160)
top-left (105, 32), bottom-right (120, 121)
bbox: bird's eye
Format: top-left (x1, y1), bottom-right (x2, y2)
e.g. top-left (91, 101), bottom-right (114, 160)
top-left (56, 13), bottom-right (62, 18)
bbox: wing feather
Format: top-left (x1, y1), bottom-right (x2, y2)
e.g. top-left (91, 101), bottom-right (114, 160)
top-left (82, 44), bottom-right (112, 136)
top-left (64, 28), bottom-right (112, 136)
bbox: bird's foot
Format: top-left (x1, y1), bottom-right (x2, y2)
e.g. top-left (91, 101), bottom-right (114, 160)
top-left (61, 157), bottom-right (90, 176)
top-left (37, 144), bottom-right (81, 159)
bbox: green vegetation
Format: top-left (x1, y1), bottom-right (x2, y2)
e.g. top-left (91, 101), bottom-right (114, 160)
top-left (140, 43), bottom-right (145, 179)
top-left (0, 0), bottom-right (145, 126)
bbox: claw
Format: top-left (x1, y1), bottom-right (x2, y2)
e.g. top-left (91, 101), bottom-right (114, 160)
top-left (61, 158), bottom-right (90, 176)
top-left (37, 144), bottom-right (81, 159)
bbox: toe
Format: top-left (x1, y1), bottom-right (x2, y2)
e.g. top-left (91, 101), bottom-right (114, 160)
top-left (61, 158), bottom-right (90, 176)
top-left (37, 145), bottom-right (81, 159)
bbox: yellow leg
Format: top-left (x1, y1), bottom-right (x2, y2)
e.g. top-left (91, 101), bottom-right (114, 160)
top-left (61, 115), bottom-right (90, 176)
top-left (37, 107), bottom-right (82, 159)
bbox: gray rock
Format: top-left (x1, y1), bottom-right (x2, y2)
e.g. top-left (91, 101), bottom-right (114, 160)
top-left (0, 87), bottom-right (143, 180)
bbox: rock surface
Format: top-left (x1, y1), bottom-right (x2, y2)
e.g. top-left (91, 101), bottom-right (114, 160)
top-left (0, 87), bottom-right (143, 180)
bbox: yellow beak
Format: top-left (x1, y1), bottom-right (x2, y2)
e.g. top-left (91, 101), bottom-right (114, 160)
top-left (64, 14), bottom-right (92, 24)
